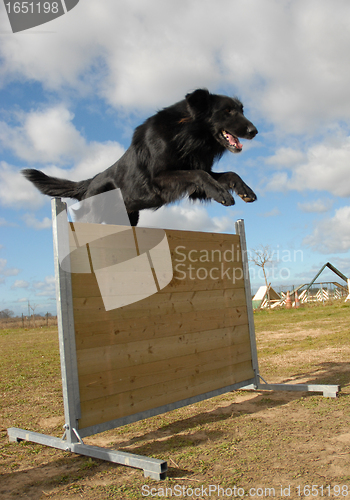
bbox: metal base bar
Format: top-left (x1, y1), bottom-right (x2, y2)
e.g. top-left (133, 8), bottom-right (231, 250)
top-left (241, 377), bottom-right (340, 398)
top-left (7, 428), bottom-right (167, 480)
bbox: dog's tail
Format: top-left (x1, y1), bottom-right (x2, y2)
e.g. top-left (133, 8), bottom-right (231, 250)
top-left (22, 169), bottom-right (92, 201)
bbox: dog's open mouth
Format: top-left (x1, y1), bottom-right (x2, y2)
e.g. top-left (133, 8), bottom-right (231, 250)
top-left (221, 130), bottom-right (243, 152)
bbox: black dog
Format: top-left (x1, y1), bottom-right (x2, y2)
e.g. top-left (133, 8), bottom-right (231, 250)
top-left (23, 89), bottom-right (258, 226)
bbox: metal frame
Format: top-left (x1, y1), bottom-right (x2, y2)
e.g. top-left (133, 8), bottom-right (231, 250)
top-left (7, 205), bottom-right (340, 481)
top-left (8, 199), bottom-right (168, 479)
top-left (235, 219), bottom-right (339, 399)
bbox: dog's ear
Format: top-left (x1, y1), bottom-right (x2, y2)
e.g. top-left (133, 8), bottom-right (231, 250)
top-left (185, 89), bottom-right (211, 115)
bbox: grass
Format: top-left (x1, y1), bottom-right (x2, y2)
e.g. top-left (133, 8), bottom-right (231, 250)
top-left (254, 301), bottom-right (350, 358)
top-left (0, 326), bottom-right (63, 434)
top-left (1, 301), bottom-right (350, 499)
top-left (254, 299), bottom-right (350, 330)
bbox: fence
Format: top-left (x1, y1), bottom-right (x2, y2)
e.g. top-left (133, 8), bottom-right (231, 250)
top-left (0, 315), bottom-right (58, 330)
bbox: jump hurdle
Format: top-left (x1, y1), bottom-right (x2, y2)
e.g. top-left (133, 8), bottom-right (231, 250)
top-left (8, 198), bottom-right (340, 480)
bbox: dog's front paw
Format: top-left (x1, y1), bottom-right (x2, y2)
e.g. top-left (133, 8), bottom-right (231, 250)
top-left (216, 189), bottom-right (235, 206)
top-left (238, 190), bottom-right (257, 203)
top-left (234, 181), bottom-right (257, 203)
top-left (215, 172), bottom-right (257, 203)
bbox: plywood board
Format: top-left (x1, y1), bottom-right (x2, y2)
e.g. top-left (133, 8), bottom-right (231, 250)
top-left (68, 224), bottom-right (253, 430)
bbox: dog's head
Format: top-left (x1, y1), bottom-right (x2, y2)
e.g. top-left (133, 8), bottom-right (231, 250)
top-left (185, 89), bottom-right (258, 153)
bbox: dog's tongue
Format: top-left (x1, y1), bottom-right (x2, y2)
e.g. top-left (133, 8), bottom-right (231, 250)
top-left (225, 131), bottom-right (243, 149)
top-left (231, 135), bottom-right (242, 149)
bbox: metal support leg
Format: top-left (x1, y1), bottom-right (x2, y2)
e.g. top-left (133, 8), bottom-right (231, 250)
top-left (7, 427), bottom-right (167, 480)
top-left (241, 375), bottom-right (340, 398)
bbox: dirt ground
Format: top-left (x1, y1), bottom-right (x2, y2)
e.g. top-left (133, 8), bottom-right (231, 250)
top-left (1, 309), bottom-right (350, 499)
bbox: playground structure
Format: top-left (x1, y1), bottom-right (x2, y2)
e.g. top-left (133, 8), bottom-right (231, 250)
top-left (254, 263), bottom-right (349, 309)
top-left (252, 285), bottom-right (281, 309)
top-left (8, 198), bottom-right (340, 480)
top-left (289, 282), bottom-right (348, 304)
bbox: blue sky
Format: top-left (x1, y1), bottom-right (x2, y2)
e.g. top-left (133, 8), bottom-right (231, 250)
top-left (1, 0), bottom-right (350, 315)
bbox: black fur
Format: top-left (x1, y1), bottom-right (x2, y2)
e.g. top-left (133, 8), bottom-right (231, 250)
top-left (22, 89), bottom-right (258, 226)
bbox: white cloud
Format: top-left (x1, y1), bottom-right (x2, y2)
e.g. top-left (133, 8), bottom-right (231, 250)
top-left (11, 277), bottom-right (56, 308)
top-left (0, 257), bottom-right (20, 277)
top-left (330, 257), bottom-right (350, 278)
top-left (266, 147), bottom-right (306, 168)
top-left (138, 201), bottom-right (237, 233)
top-left (33, 275), bottom-right (56, 297)
top-left (11, 280), bottom-right (29, 289)
top-left (265, 135), bottom-right (350, 197)
top-left (0, 107), bottom-right (86, 164)
top-left (2, 0), bottom-right (350, 217)
top-left (0, 259), bottom-right (6, 273)
top-left (0, 105), bottom-right (124, 167)
top-left (303, 206), bottom-right (350, 254)
top-left (0, 217), bottom-right (17, 227)
top-left (71, 141), bottom-right (125, 181)
top-left (23, 213), bottom-right (52, 230)
top-left (0, 105), bottom-right (125, 208)
top-left (260, 208), bottom-right (281, 217)
top-left (0, 162), bottom-right (43, 208)
top-left (264, 171), bottom-right (289, 193)
top-left (1, 0), bottom-right (350, 132)
top-left (17, 297), bottom-right (29, 303)
top-left (32, 139), bottom-right (125, 184)
top-left (298, 198), bottom-right (334, 213)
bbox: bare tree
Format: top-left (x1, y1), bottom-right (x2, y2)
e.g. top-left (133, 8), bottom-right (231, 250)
top-left (28, 301), bottom-right (38, 327)
top-left (0, 309), bottom-right (14, 319)
top-left (250, 245), bottom-right (274, 308)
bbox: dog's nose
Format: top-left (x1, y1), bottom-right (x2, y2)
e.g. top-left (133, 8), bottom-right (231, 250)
top-left (247, 125), bottom-right (258, 139)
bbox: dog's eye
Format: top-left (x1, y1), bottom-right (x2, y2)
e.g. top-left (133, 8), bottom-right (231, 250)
top-left (225, 108), bottom-right (233, 114)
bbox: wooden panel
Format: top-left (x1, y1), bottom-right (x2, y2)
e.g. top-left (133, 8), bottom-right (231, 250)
top-left (68, 224), bottom-right (253, 431)
top-left (79, 360), bottom-right (254, 430)
top-left (73, 286), bottom-right (247, 327)
top-left (69, 226), bottom-right (245, 299)
top-left (74, 288), bottom-right (248, 349)
top-left (76, 322), bottom-right (250, 376)
top-left (71, 268), bottom-right (245, 298)
top-left (79, 341), bottom-right (252, 403)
